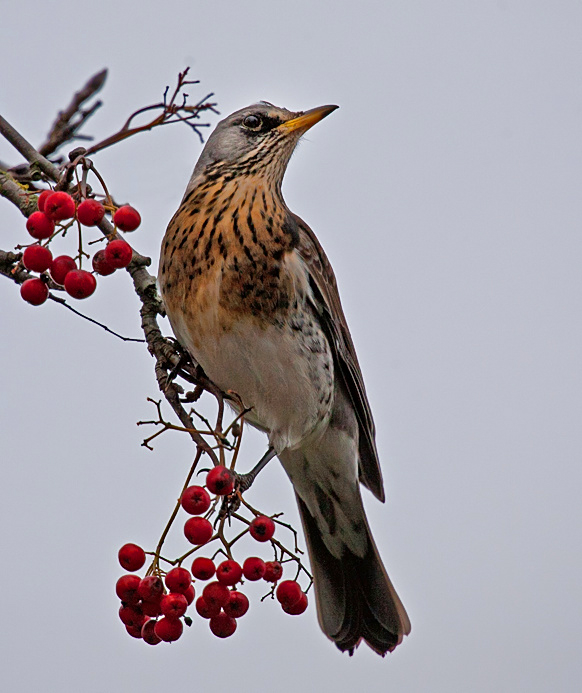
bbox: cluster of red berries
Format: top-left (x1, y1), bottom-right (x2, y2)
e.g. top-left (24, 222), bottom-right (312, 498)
top-left (116, 465), bottom-right (309, 645)
top-left (20, 189), bottom-right (141, 306)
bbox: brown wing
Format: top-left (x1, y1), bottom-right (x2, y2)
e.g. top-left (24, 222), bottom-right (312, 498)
top-left (292, 213), bottom-right (385, 502)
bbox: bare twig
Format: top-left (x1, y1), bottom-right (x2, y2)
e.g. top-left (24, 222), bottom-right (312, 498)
top-left (84, 69), bottom-right (217, 157)
top-left (0, 115), bottom-right (59, 182)
top-left (38, 69), bottom-right (108, 157)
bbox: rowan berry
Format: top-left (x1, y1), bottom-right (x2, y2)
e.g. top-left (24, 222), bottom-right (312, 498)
top-left (119, 604), bottom-right (145, 628)
top-left (115, 574), bottom-right (141, 604)
top-left (181, 486), bottom-right (211, 515)
top-left (44, 191), bottom-right (75, 221)
top-left (77, 198), bottom-right (105, 226)
top-left (195, 596), bottom-right (220, 619)
top-left (20, 278), bottom-right (49, 306)
top-left (282, 591), bottom-right (308, 615)
top-left (118, 543), bottom-right (146, 572)
top-left (50, 255), bottom-right (76, 285)
top-left (137, 575), bottom-right (164, 602)
top-left (161, 593), bottom-right (188, 619)
top-left (22, 245), bottom-right (52, 272)
top-left (126, 622), bottom-right (145, 639)
top-left (209, 613), bottom-right (237, 638)
top-left (249, 515), bottom-right (275, 542)
top-left (141, 619), bottom-right (162, 645)
top-left (37, 189), bottom-right (53, 212)
top-left (216, 559), bottom-right (243, 586)
top-left (263, 561), bottom-right (283, 583)
top-left (64, 269), bottom-right (96, 299)
top-left (91, 249), bottom-right (116, 276)
top-left (184, 517), bottom-right (213, 545)
top-left (202, 581), bottom-right (230, 609)
top-left (276, 580), bottom-right (303, 608)
top-left (26, 211), bottom-right (54, 240)
top-left (183, 584), bottom-right (195, 606)
top-left (104, 239), bottom-right (132, 268)
top-left (242, 556), bottom-right (266, 581)
top-left (223, 590), bottom-right (249, 618)
top-left (154, 616), bottom-right (183, 642)
top-left (113, 205), bottom-right (141, 231)
top-left (191, 556), bottom-right (215, 580)
top-left (141, 598), bottom-right (163, 617)
top-left (206, 466), bottom-right (235, 495)
top-left (165, 567), bottom-right (192, 594)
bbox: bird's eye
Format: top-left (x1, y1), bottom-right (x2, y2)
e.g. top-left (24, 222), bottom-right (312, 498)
top-left (242, 115), bottom-right (262, 130)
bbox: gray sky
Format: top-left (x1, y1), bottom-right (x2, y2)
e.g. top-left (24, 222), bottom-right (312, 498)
top-left (2, 2), bottom-right (581, 691)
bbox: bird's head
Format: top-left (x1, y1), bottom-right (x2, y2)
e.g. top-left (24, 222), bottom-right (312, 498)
top-left (187, 102), bottom-right (338, 192)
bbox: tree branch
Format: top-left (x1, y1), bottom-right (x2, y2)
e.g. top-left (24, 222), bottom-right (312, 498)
top-left (38, 69), bottom-right (107, 158)
top-left (0, 114), bottom-right (59, 182)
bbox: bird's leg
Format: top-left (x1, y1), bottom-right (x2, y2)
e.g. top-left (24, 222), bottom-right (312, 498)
top-left (219, 447), bottom-right (277, 519)
top-left (236, 446), bottom-right (277, 493)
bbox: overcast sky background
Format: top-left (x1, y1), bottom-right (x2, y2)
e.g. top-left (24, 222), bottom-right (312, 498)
top-left (1, 2), bottom-right (581, 691)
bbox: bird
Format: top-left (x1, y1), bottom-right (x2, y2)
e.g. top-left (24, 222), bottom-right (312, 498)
top-left (158, 101), bottom-right (411, 655)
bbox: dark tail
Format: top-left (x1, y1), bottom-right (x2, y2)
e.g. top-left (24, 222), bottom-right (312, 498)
top-left (295, 493), bottom-right (411, 656)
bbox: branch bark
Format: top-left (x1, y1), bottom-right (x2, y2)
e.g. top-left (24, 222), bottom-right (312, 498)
top-left (0, 80), bottom-right (224, 466)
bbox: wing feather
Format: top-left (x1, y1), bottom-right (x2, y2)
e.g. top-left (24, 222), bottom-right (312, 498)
top-left (292, 213), bottom-right (385, 502)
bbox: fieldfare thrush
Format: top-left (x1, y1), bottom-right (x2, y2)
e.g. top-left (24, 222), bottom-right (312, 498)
top-left (159, 102), bottom-right (411, 655)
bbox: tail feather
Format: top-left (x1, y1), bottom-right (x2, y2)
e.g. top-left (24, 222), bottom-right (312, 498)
top-left (296, 493), bottom-right (410, 656)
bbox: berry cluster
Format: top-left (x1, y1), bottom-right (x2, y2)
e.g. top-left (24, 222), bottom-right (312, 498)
top-left (116, 465), bottom-right (309, 646)
top-left (20, 188), bottom-right (141, 306)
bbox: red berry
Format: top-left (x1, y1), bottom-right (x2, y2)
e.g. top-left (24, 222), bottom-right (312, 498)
top-left (137, 575), bottom-right (164, 602)
top-left (165, 567), bottom-right (192, 594)
top-left (116, 574), bottom-right (141, 604)
top-left (20, 278), bottom-right (49, 306)
top-left (191, 557), bottom-right (216, 580)
top-left (216, 560), bottom-right (243, 586)
top-left (141, 619), bottom-right (162, 645)
top-left (161, 593), bottom-right (188, 619)
top-left (242, 556), bottom-right (266, 581)
top-left (126, 622), bottom-right (145, 639)
top-left (195, 596), bottom-right (220, 619)
top-left (37, 189), bottom-right (53, 212)
top-left (276, 580), bottom-right (303, 608)
top-left (249, 515), bottom-right (275, 542)
top-left (104, 239), bottom-right (133, 268)
top-left (202, 581), bottom-right (230, 609)
top-left (181, 485), bottom-right (211, 515)
top-left (184, 517), bottom-right (213, 545)
top-left (50, 255), bottom-right (76, 285)
top-left (223, 590), bottom-right (249, 618)
top-left (154, 616), bottom-right (183, 642)
top-left (44, 191), bottom-right (75, 221)
top-left (183, 584), bottom-right (196, 606)
top-left (282, 591), bottom-right (308, 615)
top-left (206, 466), bottom-right (235, 495)
top-left (118, 543), bottom-right (146, 572)
top-left (209, 613), bottom-right (237, 638)
top-left (64, 269), bottom-right (96, 299)
top-left (91, 249), bottom-right (116, 276)
top-left (141, 598), bottom-right (163, 617)
top-left (77, 198), bottom-right (105, 226)
top-left (22, 245), bottom-right (52, 272)
top-left (263, 561), bottom-right (283, 583)
top-left (119, 604), bottom-right (145, 628)
top-left (113, 205), bottom-right (141, 232)
top-left (26, 211), bottom-right (55, 240)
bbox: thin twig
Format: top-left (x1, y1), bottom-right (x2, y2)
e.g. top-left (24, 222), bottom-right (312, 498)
top-left (38, 69), bottom-right (108, 157)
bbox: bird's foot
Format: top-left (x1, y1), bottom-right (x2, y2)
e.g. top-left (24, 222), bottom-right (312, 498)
top-left (217, 472), bottom-right (255, 520)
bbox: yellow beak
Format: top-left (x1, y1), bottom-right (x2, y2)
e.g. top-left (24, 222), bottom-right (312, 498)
top-left (278, 105), bottom-right (338, 134)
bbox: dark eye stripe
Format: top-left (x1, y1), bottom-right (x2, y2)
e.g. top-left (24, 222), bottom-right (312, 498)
top-left (242, 114), bottom-right (282, 132)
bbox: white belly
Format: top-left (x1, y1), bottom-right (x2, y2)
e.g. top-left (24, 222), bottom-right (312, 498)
top-left (169, 308), bottom-right (334, 453)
